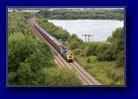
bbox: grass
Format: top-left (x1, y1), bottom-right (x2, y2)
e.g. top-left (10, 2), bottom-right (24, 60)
top-left (75, 55), bottom-right (124, 85)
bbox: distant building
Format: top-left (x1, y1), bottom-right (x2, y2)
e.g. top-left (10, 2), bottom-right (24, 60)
top-left (48, 8), bottom-right (60, 11)
top-left (8, 9), bottom-right (18, 12)
top-left (8, 10), bottom-right (13, 12)
top-left (22, 10), bottom-right (40, 13)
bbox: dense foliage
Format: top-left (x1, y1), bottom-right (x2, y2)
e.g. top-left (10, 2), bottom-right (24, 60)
top-left (37, 9), bottom-right (124, 20)
top-left (8, 34), bottom-right (53, 85)
top-left (8, 12), bottom-right (34, 36)
top-left (36, 16), bottom-right (70, 42)
top-left (68, 34), bottom-right (84, 50)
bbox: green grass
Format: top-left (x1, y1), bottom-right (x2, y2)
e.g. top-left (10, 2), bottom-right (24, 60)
top-left (75, 55), bottom-right (124, 85)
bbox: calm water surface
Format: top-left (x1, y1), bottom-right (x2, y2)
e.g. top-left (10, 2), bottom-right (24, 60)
top-left (49, 20), bottom-right (124, 42)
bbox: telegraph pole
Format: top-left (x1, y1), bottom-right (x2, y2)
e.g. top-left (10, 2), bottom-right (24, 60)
top-left (82, 34), bottom-right (87, 42)
top-left (88, 34), bottom-right (93, 42)
top-left (82, 34), bottom-right (93, 42)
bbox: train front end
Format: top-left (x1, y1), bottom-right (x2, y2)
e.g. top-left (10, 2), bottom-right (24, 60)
top-left (66, 51), bottom-right (74, 62)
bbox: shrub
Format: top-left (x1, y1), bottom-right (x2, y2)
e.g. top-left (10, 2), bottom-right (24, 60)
top-left (116, 51), bottom-right (124, 67)
top-left (103, 48), bottom-right (114, 61)
top-left (69, 41), bottom-right (82, 50)
top-left (90, 56), bottom-right (98, 63)
top-left (96, 43), bottom-right (109, 54)
top-left (87, 58), bottom-right (91, 63)
top-left (96, 43), bottom-right (109, 61)
top-left (36, 67), bottom-right (81, 86)
top-left (107, 27), bottom-right (124, 59)
top-left (85, 42), bottom-right (100, 56)
top-left (8, 33), bottom-right (54, 85)
top-left (73, 49), bottom-right (83, 55)
top-left (80, 52), bottom-right (85, 57)
top-left (68, 34), bottom-right (84, 50)
top-left (96, 43), bottom-right (116, 61)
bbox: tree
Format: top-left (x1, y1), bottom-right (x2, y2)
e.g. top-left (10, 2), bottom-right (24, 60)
top-left (37, 9), bottom-right (124, 20)
top-left (8, 33), bottom-right (53, 85)
top-left (69, 41), bottom-right (82, 50)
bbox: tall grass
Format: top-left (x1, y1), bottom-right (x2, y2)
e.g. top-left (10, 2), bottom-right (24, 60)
top-left (75, 55), bottom-right (124, 85)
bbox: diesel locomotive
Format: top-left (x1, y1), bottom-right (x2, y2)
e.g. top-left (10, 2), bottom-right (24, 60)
top-left (33, 18), bottom-right (74, 62)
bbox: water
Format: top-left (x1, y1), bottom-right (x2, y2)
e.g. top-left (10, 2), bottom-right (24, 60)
top-left (49, 20), bottom-right (124, 42)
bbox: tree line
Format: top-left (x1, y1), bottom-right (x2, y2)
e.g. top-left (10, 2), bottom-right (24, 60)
top-left (37, 9), bottom-right (124, 20)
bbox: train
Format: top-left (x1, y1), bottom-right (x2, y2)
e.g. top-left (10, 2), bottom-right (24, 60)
top-left (33, 19), bottom-right (74, 62)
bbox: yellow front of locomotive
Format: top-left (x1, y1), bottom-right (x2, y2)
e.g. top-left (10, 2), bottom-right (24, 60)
top-left (66, 51), bottom-right (74, 62)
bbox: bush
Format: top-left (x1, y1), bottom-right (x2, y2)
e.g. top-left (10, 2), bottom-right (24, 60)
top-left (107, 27), bottom-right (124, 59)
top-left (96, 43), bottom-right (109, 61)
top-left (96, 43), bottom-right (109, 54)
top-left (80, 52), bottom-right (85, 57)
top-left (8, 33), bottom-right (53, 71)
top-left (103, 48), bottom-right (114, 61)
top-left (69, 41), bottom-right (82, 50)
top-left (87, 58), bottom-right (91, 63)
top-left (8, 33), bottom-right (54, 85)
top-left (94, 27), bottom-right (124, 62)
top-left (36, 67), bottom-right (81, 86)
top-left (116, 51), bottom-right (124, 67)
top-left (85, 42), bottom-right (100, 56)
top-left (97, 49), bottom-right (114, 61)
top-left (73, 49), bottom-right (83, 55)
top-left (68, 34), bottom-right (84, 50)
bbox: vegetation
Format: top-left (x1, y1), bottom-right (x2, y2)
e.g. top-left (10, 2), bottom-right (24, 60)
top-left (8, 8), bottom-right (125, 86)
top-left (68, 34), bottom-right (84, 50)
top-left (8, 12), bottom-right (34, 36)
top-left (35, 12), bottom-right (125, 85)
top-left (37, 9), bottom-right (124, 20)
top-left (74, 27), bottom-right (124, 85)
top-left (75, 56), bottom-right (124, 85)
top-left (8, 12), bottom-right (81, 86)
top-left (9, 8), bottom-right (44, 11)
top-left (36, 15), bottom-right (70, 42)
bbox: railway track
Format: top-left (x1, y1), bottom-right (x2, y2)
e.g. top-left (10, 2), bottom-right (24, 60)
top-left (29, 17), bottom-right (101, 85)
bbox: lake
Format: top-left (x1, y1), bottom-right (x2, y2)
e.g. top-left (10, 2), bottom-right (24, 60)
top-left (49, 20), bottom-right (124, 42)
